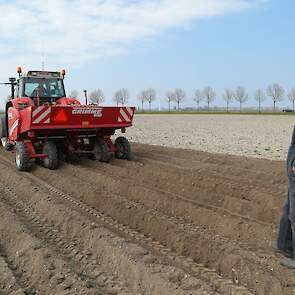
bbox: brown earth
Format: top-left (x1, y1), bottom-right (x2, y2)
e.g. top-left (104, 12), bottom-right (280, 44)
top-left (0, 143), bottom-right (293, 295)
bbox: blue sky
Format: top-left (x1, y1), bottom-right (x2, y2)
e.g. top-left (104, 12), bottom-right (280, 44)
top-left (0, 0), bottom-right (294, 109)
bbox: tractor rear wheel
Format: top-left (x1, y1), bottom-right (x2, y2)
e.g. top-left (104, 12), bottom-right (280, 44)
top-left (115, 137), bottom-right (131, 160)
top-left (15, 142), bottom-right (31, 171)
top-left (42, 141), bottom-right (59, 170)
top-left (93, 138), bottom-right (112, 163)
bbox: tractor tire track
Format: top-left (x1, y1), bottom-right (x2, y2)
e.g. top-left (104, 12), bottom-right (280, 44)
top-left (25, 160), bottom-right (291, 295)
top-left (0, 186), bottom-right (130, 295)
top-left (0, 155), bottom-right (223, 295)
top-left (0, 248), bottom-right (26, 295)
top-left (0, 143), bottom-right (292, 294)
top-left (0, 191), bottom-right (97, 295)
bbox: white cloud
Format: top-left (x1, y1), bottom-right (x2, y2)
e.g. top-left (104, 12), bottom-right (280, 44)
top-left (0, 0), bottom-right (265, 70)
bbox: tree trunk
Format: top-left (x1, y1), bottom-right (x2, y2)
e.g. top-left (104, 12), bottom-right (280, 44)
top-left (208, 101), bottom-right (210, 112)
top-left (293, 100), bottom-right (294, 111)
top-left (226, 101), bottom-right (229, 113)
top-left (240, 102), bottom-right (242, 113)
top-left (168, 101), bottom-right (170, 112)
top-left (197, 102), bottom-right (200, 112)
top-left (178, 101), bottom-right (180, 111)
top-left (273, 100), bottom-right (276, 112)
top-left (149, 101), bottom-right (151, 112)
top-left (258, 101), bottom-right (261, 113)
top-left (141, 101), bottom-right (144, 112)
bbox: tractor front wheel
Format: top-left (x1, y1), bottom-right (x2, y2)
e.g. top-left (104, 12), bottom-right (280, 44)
top-left (15, 142), bottom-right (31, 171)
top-left (42, 141), bottom-right (59, 170)
top-left (115, 137), bottom-right (131, 160)
top-left (93, 138), bottom-right (112, 163)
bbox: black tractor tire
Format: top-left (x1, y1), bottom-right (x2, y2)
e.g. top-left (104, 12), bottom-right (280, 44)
top-left (15, 142), bottom-right (31, 171)
top-left (115, 137), bottom-right (131, 160)
top-left (93, 138), bottom-right (112, 163)
top-left (0, 114), bottom-right (7, 138)
top-left (42, 141), bottom-right (59, 170)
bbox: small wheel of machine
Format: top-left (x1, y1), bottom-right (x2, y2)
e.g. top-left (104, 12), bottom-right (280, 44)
top-left (1, 137), bottom-right (13, 151)
top-left (0, 115), bottom-right (13, 151)
top-left (93, 138), bottom-right (112, 163)
top-left (114, 137), bottom-right (131, 160)
top-left (42, 141), bottom-right (59, 170)
top-left (0, 114), bottom-right (7, 138)
top-left (15, 142), bottom-right (31, 171)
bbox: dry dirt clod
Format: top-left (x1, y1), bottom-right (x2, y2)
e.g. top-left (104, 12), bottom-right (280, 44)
top-left (52, 273), bottom-right (65, 284)
top-left (143, 254), bottom-right (156, 264)
top-left (85, 279), bottom-right (95, 288)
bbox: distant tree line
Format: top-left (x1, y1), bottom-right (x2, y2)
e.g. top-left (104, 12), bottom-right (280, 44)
top-left (67, 83), bottom-right (295, 113)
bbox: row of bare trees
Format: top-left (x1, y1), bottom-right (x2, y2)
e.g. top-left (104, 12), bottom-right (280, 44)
top-left (68, 83), bottom-right (295, 112)
top-left (138, 88), bottom-right (156, 111)
top-left (69, 88), bottom-right (130, 106)
top-left (197, 84), bottom-right (291, 113)
top-left (170, 84), bottom-right (295, 112)
top-left (162, 89), bottom-right (186, 112)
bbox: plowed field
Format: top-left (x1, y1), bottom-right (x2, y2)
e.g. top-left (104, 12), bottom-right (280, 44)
top-left (0, 143), bottom-right (292, 295)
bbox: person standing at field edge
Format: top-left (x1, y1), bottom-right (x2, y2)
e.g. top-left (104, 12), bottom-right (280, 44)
top-left (274, 126), bottom-right (295, 268)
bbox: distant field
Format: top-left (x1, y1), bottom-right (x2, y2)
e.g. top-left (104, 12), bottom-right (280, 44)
top-left (127, 114), bottom-right (295, 160)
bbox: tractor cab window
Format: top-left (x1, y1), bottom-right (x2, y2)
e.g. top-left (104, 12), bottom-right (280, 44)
top-left (48, 80), bottom-right (65, 98)
top-left (23, 78), bottom-right (65, 102)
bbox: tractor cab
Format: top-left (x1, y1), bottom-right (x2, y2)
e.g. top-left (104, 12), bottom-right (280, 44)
top-left (17, 70), bottom-right (66, 104)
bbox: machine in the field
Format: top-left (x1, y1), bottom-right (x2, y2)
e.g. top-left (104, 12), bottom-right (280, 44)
top-left (0, 67), bottom-right (135, 171)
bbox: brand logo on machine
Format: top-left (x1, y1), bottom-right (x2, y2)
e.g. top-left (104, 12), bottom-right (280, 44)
top-left (72, 107), bottom-right (102, 117)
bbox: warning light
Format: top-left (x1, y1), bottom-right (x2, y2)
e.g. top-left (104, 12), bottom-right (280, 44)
top-left (17, 66), bottom-right (22, 77)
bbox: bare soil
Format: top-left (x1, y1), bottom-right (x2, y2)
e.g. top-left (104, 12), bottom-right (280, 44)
top-left (128, 114), bottom-right (294, 160)
top-left (0, 143), bottom-right (293, 294)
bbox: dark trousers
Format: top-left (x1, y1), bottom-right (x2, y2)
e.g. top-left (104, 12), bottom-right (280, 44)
top-left (278, 129), bottom-right (295, 256)
top-left (277, 194), bottom-right (293, 253)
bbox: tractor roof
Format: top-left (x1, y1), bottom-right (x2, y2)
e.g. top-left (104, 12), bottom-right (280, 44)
top-left (21, 71), bottom-right (63, 79)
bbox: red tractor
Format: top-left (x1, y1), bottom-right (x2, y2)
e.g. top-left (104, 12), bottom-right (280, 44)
top-left (0, 68), bottom-right (135, 171)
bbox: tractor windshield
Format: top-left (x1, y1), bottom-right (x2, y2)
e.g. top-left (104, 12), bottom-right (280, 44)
top-left (23, 78), bottom-right (65, 100)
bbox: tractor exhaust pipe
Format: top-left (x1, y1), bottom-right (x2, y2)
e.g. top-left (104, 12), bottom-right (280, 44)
top-left (83, 90), bottom-right (88, 105)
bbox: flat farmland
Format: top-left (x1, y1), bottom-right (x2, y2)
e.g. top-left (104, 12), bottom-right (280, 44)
top-left (128, 114), bottom-right (295, 160)
top-left (1, 114), bottom-right (295, 295)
